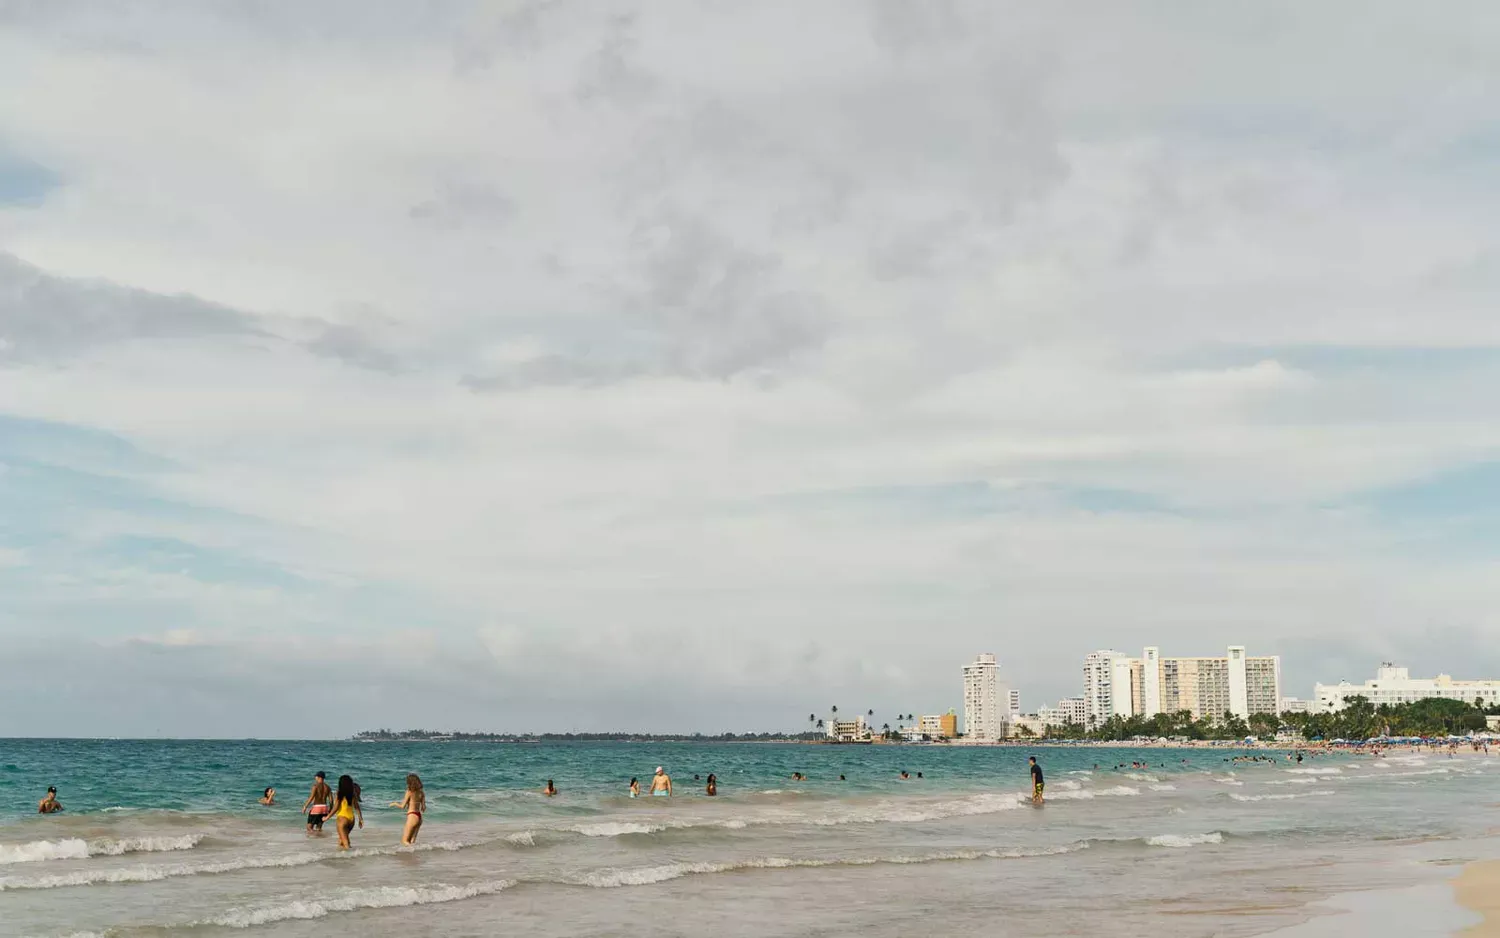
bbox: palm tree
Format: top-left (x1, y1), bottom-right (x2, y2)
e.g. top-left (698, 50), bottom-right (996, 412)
top-left (831, 705), bottom-right (838, 720)
top-left (816, 719), bottom-right (824, 731)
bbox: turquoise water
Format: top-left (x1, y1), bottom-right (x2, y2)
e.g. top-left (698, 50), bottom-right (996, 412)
top-left (2, 740), bottom-right (1497, 937)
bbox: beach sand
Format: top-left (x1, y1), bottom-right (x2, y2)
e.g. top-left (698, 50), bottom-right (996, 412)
top-left (1456, 861), bottom-right (1500, 935)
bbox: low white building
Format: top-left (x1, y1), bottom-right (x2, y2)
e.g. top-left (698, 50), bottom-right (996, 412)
top-left (1313, 664), bottom-right (1500, 713)
top-left (825, 716), bottom-right (872, 742)
top-left (1037, 706), bottom-right (1065, 727)
top-left (1006, 715), bottom-right (1047, 738)
top-left (1279, 697), bottom-right (1312, 714)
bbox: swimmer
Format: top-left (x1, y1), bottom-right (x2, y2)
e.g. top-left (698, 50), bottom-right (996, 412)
top-left (259, 787), bottom-right (276, 806)
top-left (706, 773), bottom-right (717, 796)
top-left (389, 773), bottom-right (425, 845)
top-left (544, 779), bottom-right (558, 796)
top-left (331, 774), bottom-right (363, 850)
top-left (916, 772), bottom-right (924, 779)
top-left (649, 767), bottom-right (672, 797)
top-left (37, 787), bottom-right (63, 814)
top-left (839, 774), bottom-right (846, 781)
top-left (899, 770), bottom-right (909, 780)
top-left (629, 777), bottom-right (640, 798)
top-left (302, 772), bottom-right (331, 834)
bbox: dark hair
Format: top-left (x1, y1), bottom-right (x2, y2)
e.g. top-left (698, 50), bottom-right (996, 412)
top-left (315, 772), bottom-right (325, 780)
top-left (336, 775), bottom-right (358, 807)
top-left (47, 786), bottom-right (56, 793)
top-left (1029, 756), bottom-right (1036, 762)
top-left (707, 773), bottom-right (716, 781)
top-left (263, 787), bottom-right (273, 797)
top-left (630, 777), bottom-right (637, 784)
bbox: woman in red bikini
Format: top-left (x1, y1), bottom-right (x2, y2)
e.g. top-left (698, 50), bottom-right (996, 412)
top-left (389, 773), bottom-right (425, 845)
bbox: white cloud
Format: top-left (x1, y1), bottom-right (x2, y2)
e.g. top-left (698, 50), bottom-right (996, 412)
top-left (2, 3), bottom-right (1500, 732)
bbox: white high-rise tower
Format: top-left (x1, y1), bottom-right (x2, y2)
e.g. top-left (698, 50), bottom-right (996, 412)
top-left (963, 653), bottom-right (1000, 741)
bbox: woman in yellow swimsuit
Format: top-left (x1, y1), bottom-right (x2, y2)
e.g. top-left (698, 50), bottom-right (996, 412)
top-left (331, 774), bottom-right (363, 850)
top-left (388, 773), bottom-right (425, 846)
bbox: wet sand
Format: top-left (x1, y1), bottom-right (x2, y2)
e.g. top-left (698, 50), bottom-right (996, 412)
top-left (1455, 860), bottom-right (1500, 935)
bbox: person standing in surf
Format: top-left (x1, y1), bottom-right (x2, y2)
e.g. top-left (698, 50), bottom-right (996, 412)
top-left (331, 774), bottom-right (363, 849)
top-left (1029, 756), bottom-right (1045, 805)
top-left (649, 766), bottom-right (672, 796)
top-left (388, 774), bottom-right (425, 845)
top-left (302, 772), bottom-right (332, 835)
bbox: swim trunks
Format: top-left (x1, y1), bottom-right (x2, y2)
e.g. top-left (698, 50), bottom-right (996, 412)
top-left (652, 790), bottom-right (669, 797)
top-left (1033, 782), bottom-right (1045, 797)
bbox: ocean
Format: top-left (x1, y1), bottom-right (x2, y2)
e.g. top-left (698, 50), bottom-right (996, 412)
top-left (1, 739), bottom-right (1496, 937)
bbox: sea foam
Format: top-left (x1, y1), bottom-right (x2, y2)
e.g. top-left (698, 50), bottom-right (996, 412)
top-left (0, 834), bottom-right (202, 865)
top-left (205, 880), bottom-right (517, 927)
top-left (1145, 832), bottom-right (1223, 848)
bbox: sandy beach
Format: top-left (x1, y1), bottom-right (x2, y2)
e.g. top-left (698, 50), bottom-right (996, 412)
top-left (1455, 861), bottom-right (1500, 935)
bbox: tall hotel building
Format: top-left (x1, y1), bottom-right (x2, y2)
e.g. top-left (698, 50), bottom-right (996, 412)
top-left (963, 653), bottom-right (1009, 741)
top-left (1083, 646), bottom-right (1280, 724)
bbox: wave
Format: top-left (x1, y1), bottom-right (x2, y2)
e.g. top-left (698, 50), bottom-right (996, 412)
top-left (1229, 790), bottom-right (1336, 802)
top-left (1123, 773), bottom-right (1161, 782)
top-left (1149, 784), bottom-right (1177, 791)
top-left (575, 843), bottom-right (1091, 888)
top-left (0, 840), bottom-right (473, 892)
top-left (0, 835), bottom-right (203, 866)
top-left (1048, 785), bottom-right (1139, 801)
top-left (1285, 767), bottom-right (1342, 775)
top-left (1146, 832), bottom-right (1223, 848)
top-left (204, 879), bottom-right (517, 928)
top-left (505, 831), bottom-right (537, 847)
top-left (570, 821), bottom-right (668, 837)
top-left (1265, 778), bottom-right (1320, 786)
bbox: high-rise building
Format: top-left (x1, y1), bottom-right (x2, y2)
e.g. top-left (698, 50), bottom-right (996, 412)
top-left (1008, 689), bottom-right (1022, 716)
top-left (1085, 646), bottom-right (1281, 722)
top-left (1083, 650), bottom-right (1124, 729)
top-left (1314, 664), bottom-right (1500, 713)
top-left (963, 653), bottom-right (1001, 741)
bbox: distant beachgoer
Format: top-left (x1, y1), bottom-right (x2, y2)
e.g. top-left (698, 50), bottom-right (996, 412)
top-left (389, 774), bottom-right (425, 845)
top-left (916, 772), bottom-right (924, 779)
top-left (629, 777), bottom-right (640, 798)
top-left (544, 780), bottom-right (557, 796)
top-left (1029, 757), bottom-right (1045, 805)
top-left (331, 774), bottom-right (363, 850)
top-left (650, 767), bottom-right (672, 797)
top-left (899, 770), bottom-right (909, 780)
top-left (693, 774), bottom-right (701, 781)
top-left (37, 787), bottom-right (63, 814)
top-left (839, 774), bottom-right (846, 781)
top-left (302, 772), bottom-right (331, 834)
top-left (706, 774), bottom-right (717, 796)
top-left (259, 787), bottom-right (276, 806)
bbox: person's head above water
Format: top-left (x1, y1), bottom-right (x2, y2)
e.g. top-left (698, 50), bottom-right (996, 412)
top-left (655, 766), bottom-right (664, 775)
top-left (263, 787), bottom-right (274, 798)
top-left (46, 786), bottom-right (56, 795)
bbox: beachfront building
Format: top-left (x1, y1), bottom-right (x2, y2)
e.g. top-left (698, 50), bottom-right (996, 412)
top-left (1084, 646), bottom-right (1282, 722)
top-left (825, 715), bottom-right (872, 742)
top-left (1083, 650), bottom-right (1128, 729)
top-left (907, 712), bottom-right (957, 740)
top-left (963, 653), bottom-right (1010, 741)
top-left (1037, 705), bottom-right (1064, 727)
top-left (1312, 664), bottom-right (1500, 713)
top-left (1060, 696), bottom-right (1087, 726)
top-left (1008, 689), bottom-right (1022, 716)
top-left (1006, 715), bottom-right (1047, 738)
top-left (1280, 697), bottom-right (1312, 714)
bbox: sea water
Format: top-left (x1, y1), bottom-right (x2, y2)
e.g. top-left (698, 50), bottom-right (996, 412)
top-left (1, 739), bottom-right (1496, 937)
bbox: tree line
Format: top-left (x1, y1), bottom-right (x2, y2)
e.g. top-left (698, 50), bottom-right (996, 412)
top-left (1043, 696), bottom-right (1493, 742)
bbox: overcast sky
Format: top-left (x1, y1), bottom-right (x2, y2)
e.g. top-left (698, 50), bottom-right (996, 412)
top-left (2, 2), bottom-right (1498, 737)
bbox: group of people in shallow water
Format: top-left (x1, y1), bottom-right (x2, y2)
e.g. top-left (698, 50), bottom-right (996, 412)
top-left (253, 771), bottom-right (424, 849)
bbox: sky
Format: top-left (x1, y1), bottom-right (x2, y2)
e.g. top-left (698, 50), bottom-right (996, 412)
top-left (1, 2), bottom-right (1499, 738)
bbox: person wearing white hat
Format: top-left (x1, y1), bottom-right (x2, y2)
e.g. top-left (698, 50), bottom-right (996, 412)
top-left (649, 766), bottom-right (672, 797)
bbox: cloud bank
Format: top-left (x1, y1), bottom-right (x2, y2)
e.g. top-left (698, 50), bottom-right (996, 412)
top-left (1, 2), bottom-right (1499, 735)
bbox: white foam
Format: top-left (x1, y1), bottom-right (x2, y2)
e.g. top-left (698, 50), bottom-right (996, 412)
top-left (577, 844), bottom-right (1091, 888)
top-left (1230, 790), bottom-right (1336, 802)
top-left (0, 834), bottom-right (202, 865)
top-left (1149, 784), bottom-right (1177, 791)
top-left (1265, 778), bottom-right (1320, 786)
top-left (1123, 773), bottom-right (1161, 782)
top-left (1146, 832), bottom-right (1223, 848)
top-left (1285, 767), bottom-right (1342, 775)
top-left (570, 821), bottom-right (667, 837)
top-left (505, 831), bottom-right (536, 847)
top-left (0, 840), bottom-right (470, 891)
top-left (205, 880), bottom-right (517, 927)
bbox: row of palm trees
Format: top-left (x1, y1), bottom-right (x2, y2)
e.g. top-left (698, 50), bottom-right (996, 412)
top-left (806, 708), bottom-right (920, 736)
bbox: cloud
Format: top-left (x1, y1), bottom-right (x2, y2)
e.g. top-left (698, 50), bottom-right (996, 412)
top-left (1, 4), bottom-right (1499, 733)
